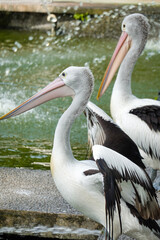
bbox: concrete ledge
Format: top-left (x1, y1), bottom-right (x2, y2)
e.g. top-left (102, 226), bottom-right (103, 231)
top-left (0, 168), bottom-right (78, 214)
top-left (0, 209), bottom-right (101, 239)
top-left (0, 1), bottom-right (160, 14)
top-left (0, 1), bottom-right (160, 38)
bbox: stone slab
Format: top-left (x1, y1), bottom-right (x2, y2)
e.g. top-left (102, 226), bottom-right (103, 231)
top-left (0, 0), bottom-right (160, 15)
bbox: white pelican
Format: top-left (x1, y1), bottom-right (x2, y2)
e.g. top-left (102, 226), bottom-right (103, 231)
top-left (97, 13), bottom-right (160, 185)
top-left (0, 66), bottom-right (160, 240)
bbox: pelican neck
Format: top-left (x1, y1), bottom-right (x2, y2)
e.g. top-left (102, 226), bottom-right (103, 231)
top-left (116, 47), bottom-right (138, 96)
top-left (52, 92), bottom-right (90, 162)
top-left (110, 43), bottom-right (141, 120)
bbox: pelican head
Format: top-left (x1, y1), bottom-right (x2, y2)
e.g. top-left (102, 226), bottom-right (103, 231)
top-left (0, 66), bottom-right (94, 120)
top-left (97, 13), bottom-right (150, 99)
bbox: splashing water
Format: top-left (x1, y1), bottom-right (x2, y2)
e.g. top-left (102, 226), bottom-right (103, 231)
top-left (0, 29), bottom-right (159, 169)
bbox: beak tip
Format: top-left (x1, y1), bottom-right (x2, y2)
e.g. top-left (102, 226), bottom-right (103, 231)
top-left (97, 86), bottom-right (103, 100)
top-left (97, 87), bottom-right (104, 100)
top-left (96, 93), bottom-right (100, 100)
top-left (0, 115), bottom-right (6, 121)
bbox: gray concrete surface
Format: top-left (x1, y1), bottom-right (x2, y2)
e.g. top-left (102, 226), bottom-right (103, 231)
top-left (0, 167), bottom-right (76, 214)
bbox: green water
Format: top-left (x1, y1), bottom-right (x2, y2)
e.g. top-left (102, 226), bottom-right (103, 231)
top-left (0, 29), bottom-right (159, 169)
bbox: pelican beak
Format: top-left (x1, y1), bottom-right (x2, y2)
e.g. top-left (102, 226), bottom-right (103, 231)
top-left (97, 31), bottom-right (132, 99)
top-left (0, 77), bottom-right (74, 120)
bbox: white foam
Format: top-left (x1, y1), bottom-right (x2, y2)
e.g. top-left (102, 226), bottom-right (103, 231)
top-left (145, 38), bottom-right (160, 52)
top-left (0, 97), bottom-right (16, 114)
top-left (0, 225), bottom-right (101, 236)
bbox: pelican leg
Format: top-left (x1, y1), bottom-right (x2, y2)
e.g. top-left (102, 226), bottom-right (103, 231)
top-left (98, 228), bottom-right (112, 240)
top-left (98, 228), bottom-right (106, 240)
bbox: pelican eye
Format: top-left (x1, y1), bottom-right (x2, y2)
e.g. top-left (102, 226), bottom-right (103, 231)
top-left (123, 24), bottom-right (126, 30)
top-left (62, 72), bottom-right (66, 77)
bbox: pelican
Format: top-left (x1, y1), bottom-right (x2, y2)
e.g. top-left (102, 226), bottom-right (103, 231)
top-left (0, 66), bottom-right (160, 240)
top-left (97, 13), bottom-right (160, 185)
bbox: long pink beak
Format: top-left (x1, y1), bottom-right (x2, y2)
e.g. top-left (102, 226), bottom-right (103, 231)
top-left (0, 77), bottom-right (74, 120)
top-left (97, 31), bottom-right (132, 99)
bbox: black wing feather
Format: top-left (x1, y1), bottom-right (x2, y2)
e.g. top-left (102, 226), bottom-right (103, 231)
top-left (85, 105), bottom-right (145, 169)
top-left (97, 116), bottom-right (145, 169)
top-left (130, 105), bottom-right (160, 132)
top-left (96, 158), bottom-right (122, 240)
top-left (126, 202), bottom-right (160, 237)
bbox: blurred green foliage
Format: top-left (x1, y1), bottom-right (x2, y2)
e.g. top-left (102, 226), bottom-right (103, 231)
top-left (73, 12), bottom-right (89, 21)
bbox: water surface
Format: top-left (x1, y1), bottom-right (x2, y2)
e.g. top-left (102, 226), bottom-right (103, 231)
top-left (0, 29), bottom-right (159, 169)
